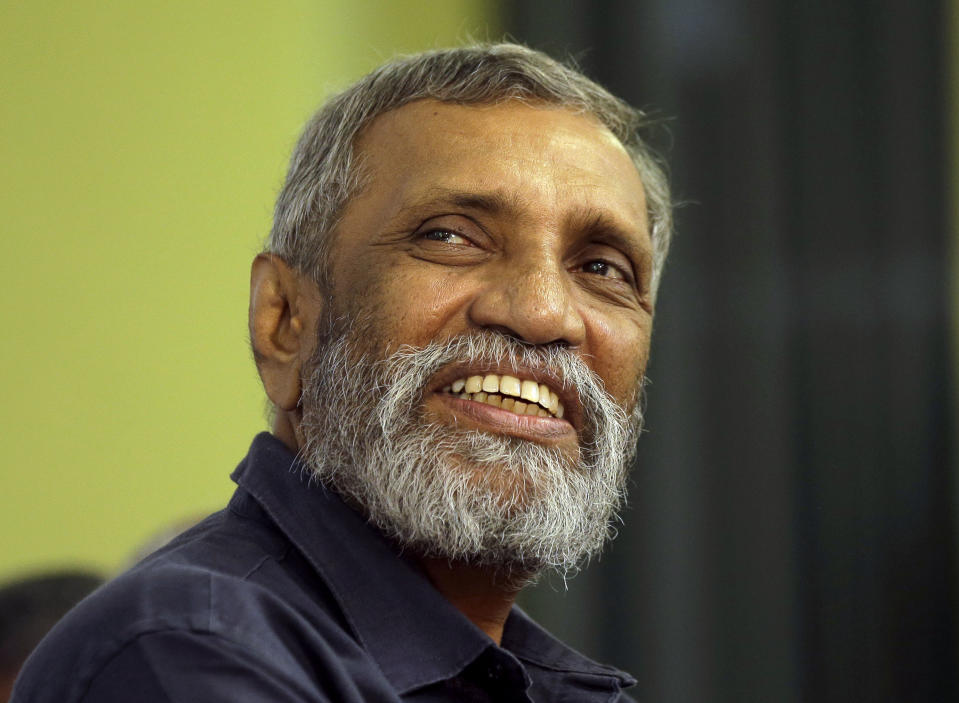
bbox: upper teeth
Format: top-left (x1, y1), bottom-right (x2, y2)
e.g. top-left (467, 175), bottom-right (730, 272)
top-left (442, 374), bottom-right (564, 419)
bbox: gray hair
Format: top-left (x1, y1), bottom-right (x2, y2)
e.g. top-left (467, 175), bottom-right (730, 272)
top-left (267, 42), bottom-right (673, 299)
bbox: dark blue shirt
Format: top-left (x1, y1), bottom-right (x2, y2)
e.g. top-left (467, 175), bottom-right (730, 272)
top-left (13, 433), bottom-right (636, 702)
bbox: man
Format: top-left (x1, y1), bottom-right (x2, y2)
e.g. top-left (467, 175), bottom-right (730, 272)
top-left (14, 43), bottom-right (672, 702)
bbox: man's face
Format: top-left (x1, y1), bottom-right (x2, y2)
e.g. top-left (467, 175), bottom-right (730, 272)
top-left (298, 100), bottom-right (653, 572)
top-left (329, 100), bottom-right (652, 436)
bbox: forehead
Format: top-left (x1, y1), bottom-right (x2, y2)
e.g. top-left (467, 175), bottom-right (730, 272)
top-left (350, 99), bottom-right (649, 236)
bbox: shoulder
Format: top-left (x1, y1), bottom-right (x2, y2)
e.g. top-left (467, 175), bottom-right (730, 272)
top-left (13, 507), bottom-right (365, 703)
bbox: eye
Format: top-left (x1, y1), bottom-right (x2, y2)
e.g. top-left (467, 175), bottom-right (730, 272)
top-left (408, 217), bottom-right (490, 266)
top-left (580, 259), bottom-right (627, 280)
top-left (421, 229), bottom-right (471, 246)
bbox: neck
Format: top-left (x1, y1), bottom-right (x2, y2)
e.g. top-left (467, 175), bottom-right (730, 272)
top-left (418, 558), bottom-right (528, 645)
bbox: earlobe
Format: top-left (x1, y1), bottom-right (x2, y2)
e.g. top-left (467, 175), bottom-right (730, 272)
top-left (249, 254), bottom-right (322, 411)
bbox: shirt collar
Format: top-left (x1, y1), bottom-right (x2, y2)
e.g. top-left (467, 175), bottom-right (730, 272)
top-left (232, 432), bottom-right (634, 694)
top-left (503, 607), bottom-right (636, 687)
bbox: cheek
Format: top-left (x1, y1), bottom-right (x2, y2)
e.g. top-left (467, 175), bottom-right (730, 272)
top-left (585, 310), bottom-right (651, 405)
top-left (348, 266), bottom-right (476, 351)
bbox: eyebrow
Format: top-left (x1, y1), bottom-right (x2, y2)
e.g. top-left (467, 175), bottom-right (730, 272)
top-left (394, 187), bottom-right (522, 221)
top-left (568, 207), bottom-right (653, 270)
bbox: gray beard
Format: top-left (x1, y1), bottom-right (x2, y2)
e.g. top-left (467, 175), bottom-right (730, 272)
top-left (298, 322), bottom-right (643, 578)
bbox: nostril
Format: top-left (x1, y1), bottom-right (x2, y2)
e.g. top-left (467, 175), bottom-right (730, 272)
top-left (484, 328), bottom-right (572, 351)
top-left (486, 324), bottom-right (522, 341)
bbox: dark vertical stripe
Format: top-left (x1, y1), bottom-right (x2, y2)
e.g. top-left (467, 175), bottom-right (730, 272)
top-left (505, 0), bottom-right (956, 701)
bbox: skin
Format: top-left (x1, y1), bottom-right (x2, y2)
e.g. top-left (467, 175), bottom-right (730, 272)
top-left (249, 99), bottom-right (653, 644)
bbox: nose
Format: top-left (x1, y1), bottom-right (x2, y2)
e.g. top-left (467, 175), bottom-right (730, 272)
top-left (467, 253), bottom-right (587, 347)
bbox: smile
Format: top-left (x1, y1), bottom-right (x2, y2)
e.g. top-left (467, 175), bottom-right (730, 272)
top-left (441, 374), bottom-right (564, 419)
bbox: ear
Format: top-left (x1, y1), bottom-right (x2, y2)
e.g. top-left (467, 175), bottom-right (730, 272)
top-left (249, 254), bottom-right (323, 412)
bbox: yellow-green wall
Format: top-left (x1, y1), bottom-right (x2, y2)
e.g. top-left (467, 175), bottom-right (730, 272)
top-left (0, 1), bottom-right (498, 580)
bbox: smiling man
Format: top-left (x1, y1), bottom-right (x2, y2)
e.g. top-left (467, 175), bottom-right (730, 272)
top-left (14, 44), bottom-right (672, 702)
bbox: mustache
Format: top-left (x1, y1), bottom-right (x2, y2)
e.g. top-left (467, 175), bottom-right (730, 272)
top-left (366, 330), bottom-right (626, 435)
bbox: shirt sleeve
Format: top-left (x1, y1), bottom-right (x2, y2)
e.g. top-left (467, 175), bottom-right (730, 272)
top-left (77, 630), bottom-right (336, 703)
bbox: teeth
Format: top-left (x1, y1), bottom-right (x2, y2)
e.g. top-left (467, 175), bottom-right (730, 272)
top-left (443, 373), bottom-right (567, 420)
top-left (464, 376), bottom-right (483, 393)
top-left (520, 380), bottom-right (539, 403)
top-left (537, 383), bottom-right (551, 408)
top-left (500, 375), bottom-right (521, 397)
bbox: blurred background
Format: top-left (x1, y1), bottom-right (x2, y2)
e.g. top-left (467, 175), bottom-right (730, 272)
top-left (1, 1), bottom-right (955, 701)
